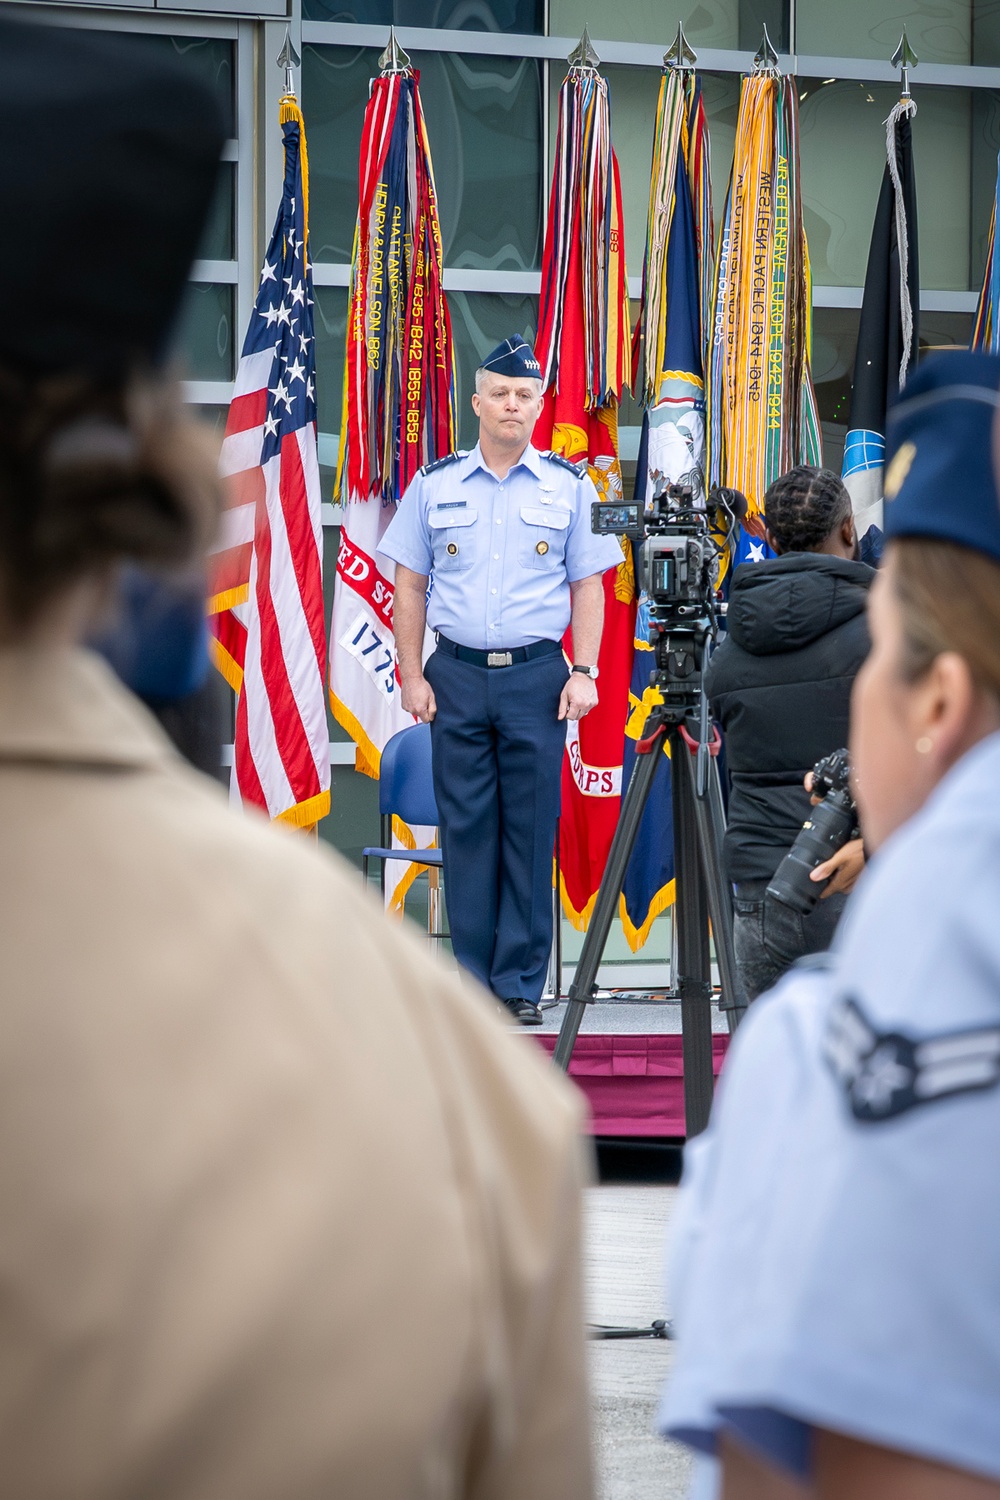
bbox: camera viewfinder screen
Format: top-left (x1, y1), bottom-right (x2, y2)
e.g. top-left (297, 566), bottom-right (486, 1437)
top-left (592, 502), bottom-right (640, 534)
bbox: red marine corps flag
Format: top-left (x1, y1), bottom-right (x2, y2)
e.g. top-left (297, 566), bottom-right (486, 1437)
top-left (330, 31), bottom-right (456, 779)
top-left (209, 77), bottom-right (329, 829)
top-left (533, 29), bottom-right (634, 931)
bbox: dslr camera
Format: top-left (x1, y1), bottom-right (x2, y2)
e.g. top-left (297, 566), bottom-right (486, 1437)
top-left (766, 749), bottom-right (858, 914)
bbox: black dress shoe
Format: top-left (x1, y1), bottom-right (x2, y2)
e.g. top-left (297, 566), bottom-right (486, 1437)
top-left (502, 997), bottom-right (543, 1026)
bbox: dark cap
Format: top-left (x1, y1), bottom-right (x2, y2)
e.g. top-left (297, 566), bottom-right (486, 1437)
top-left (480, 336), bottom-right (542, 380)
top-left (883, 350), bottom-right (1000, 566)
top-left (0, 18), bottom-right (226, 379)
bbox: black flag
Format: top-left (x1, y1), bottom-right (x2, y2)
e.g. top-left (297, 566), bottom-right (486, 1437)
top-left (841, 99), bottom-right (919, 550)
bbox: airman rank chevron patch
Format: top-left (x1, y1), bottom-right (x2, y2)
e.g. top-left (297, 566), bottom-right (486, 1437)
top-left (824, 996), bottom-right (1000, 1122)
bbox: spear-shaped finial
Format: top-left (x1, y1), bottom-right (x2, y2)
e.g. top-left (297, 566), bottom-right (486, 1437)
top-left (568, 25), bottom-right (601, 72)
top-left (753, 24), bottom-right (780, 72)
top-left (891, 29), bottom-right (918, 98)
top-left (664, 21), bottom-right (697, 70)
top-left (378, 26), bottom-right (411, 75)
top-left (276, 28), bottom-right (301, 97)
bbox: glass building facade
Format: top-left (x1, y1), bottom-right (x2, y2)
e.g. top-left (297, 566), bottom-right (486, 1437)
top-left (21, 0), bottom-right (998, 927)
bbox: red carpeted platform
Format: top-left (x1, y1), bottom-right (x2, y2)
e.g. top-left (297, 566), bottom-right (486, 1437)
top-left (534, 1031), bottom-right (730, 1137)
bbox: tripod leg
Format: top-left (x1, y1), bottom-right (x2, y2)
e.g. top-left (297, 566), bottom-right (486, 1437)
top-left (690, 753), bottom-right (748, 1031)
top-left (553, 723), bottom-right (668, 1072)
top-left (671, 733), bottom-right (715, 1138)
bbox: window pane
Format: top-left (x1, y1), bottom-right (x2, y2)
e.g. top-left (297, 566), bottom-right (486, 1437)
top-left (795, 0), bottom-right (1000, 66)
top-left (314, 287), bottom-right (349, 443)
top-left (301, 0), bottom-right (543, 28)
top-left (173, 283), bottom-right (235, 381)
top-left (187, 404), bottom-right (230, 435)
top-left (549, 0), bottom-right (739, 51)
top-left (197, 161), bottom-right (236, 262)
top-left (141, 35), bottom-right (235, 137)
top-left (812, 307), bottom-right (972, 473)
top-left (800, 79), bottom-right (983, 292)
top-left (305, 46), bottom-right (542, 271)
top-left (971, 90), bottom-right (1000, 290)
top-left (812, 308), bottom-right (858, 473)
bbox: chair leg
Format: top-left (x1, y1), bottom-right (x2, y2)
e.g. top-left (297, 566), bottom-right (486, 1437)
top-left (379, 813), bottom-right (390, 900)
top-left (427, 866), bottom-right (442, 949)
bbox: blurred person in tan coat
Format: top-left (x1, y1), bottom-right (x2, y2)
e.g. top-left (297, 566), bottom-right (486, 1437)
top-left (0, 18), bottom-right (593, 1500)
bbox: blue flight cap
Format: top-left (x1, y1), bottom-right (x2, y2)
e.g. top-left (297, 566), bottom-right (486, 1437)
top-left (480, 336), bottom-right (542, 379)
top-left (883, 350), bottom-right (1000, 565)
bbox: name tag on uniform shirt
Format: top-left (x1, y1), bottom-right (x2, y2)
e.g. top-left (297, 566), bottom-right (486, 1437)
top-left (433, 501), bottom-right (468, 512)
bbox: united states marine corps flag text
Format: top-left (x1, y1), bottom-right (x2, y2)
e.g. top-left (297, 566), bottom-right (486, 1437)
top-left (209, 90), bottom-right (329, 829)
top-left (534, 31), bottom-right (634, 932)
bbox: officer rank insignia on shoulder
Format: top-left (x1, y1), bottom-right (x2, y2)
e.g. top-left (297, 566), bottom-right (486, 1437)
top-left (542, 450), bottom-right (587, 478)
top-left (420, 451), bottom-right (466, 477)
top-left (823, 996), bottom-right (1000, 1122)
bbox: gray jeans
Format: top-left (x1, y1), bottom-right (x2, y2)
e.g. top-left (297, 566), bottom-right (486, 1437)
top-left (733, 878), bottom-right (847, 1001)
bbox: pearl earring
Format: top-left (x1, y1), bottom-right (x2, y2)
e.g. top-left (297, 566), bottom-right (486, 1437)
top-left (915, 736), bottom-right (933, 754)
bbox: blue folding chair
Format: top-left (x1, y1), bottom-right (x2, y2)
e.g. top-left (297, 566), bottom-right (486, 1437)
top-left (361, 723), bottom-right (445, 943)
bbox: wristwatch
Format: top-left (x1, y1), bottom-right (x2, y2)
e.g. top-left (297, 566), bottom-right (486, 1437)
top-left (572, 664), bottom-right (599, 680)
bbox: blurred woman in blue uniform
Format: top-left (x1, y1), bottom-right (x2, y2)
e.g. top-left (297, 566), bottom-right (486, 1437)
top-left (660, 351), bottom-right (1000, 1499)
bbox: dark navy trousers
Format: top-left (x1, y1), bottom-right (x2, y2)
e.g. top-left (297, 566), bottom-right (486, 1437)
top-left (424, 646), bottom-right (568, 1003)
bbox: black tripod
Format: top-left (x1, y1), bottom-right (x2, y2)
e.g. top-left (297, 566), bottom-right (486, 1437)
top-left (553, 667), bottom-right (747, 1138)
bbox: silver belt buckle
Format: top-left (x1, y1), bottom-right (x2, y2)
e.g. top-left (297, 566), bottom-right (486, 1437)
top-left (487, 650), bottom-right (513, 668)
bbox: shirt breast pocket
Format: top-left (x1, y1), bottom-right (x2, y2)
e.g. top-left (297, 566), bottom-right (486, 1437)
top-left (518, 505), bottom-right (571, 571)
top-left (428, 507), bottom-right (478, 573)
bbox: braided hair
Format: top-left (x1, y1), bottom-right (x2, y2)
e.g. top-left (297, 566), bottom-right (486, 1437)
top-left (763, 466), bottom-right (851, 553)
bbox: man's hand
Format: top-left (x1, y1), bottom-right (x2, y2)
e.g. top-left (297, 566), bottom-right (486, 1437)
top-left (810, 837), bottom-right (865, 898)
top-left (558, 672), bottom-right (598, 722)
top-left (401, 675), bottom-right (437, 723)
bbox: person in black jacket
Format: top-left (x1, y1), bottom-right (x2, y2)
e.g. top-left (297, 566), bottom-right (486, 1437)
top-left (707, 466), bottom-right (873, 999)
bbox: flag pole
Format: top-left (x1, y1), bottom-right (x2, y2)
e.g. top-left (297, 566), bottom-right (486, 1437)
top-left (663, 22), bottom-right (697, 72)
top-left (276, 28), bottom-right (301, 98)
top-left (377, 26), bottom-right (411, 76)
top-left (891, 28), bottom-right (918, 100)
top-left (840, 33), bottom-right (919, 548)
top-left (208, 42), bottom-right (329, 830)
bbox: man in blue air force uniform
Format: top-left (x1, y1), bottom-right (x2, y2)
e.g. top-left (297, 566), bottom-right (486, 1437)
top-left (378, 337), bottom-right (622, 1025)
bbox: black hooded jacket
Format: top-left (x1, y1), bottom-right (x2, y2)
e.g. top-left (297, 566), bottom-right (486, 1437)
top-left (706, 553), bottom-right (874, 883)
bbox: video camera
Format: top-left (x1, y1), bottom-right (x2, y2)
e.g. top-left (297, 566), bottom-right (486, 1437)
top-left (766, 748), bottom-right (858, 914)
top-left (591, 479), bottom-right (740, 701)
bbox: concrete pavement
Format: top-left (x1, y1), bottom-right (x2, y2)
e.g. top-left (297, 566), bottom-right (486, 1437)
top-left (585, 1183), bottom-right (692, 1499)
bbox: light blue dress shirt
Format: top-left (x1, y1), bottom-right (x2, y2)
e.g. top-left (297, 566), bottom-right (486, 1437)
top-left (660, 729), bottom-right (1000, 1488)
top-left (376, 442), bottom-right (624, 650)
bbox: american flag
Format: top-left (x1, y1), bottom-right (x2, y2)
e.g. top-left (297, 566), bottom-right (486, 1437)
top-left (209, 101), bottom-right (329, 829)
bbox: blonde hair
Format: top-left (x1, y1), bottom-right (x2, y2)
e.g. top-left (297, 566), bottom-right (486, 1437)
top-left (891, 537), bottom-right (1000, 700)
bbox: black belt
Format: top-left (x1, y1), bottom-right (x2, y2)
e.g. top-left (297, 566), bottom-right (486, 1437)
top-left (435, 633), bottom-right (561, 668)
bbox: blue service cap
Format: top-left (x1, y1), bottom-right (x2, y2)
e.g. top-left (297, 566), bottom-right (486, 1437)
top-left (883, 350), bottom-right (1000, 565)
top-left (480, 336), bottom-right (542, 379)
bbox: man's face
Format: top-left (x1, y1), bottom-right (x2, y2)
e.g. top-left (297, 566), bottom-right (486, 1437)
top-left (472, 371), bottom-right (543, 450)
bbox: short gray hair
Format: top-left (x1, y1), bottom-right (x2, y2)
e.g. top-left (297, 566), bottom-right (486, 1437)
top-left (474, 366), bottom-right (543, 396)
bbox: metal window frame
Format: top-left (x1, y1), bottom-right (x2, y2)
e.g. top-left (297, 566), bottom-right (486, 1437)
top-left (300, 19), bottom-right (1000, 92)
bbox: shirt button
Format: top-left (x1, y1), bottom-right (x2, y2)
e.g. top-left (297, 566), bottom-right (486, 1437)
top-left (494, 553), bottom-right (500, 560)
top-left (496, 518), bottom-right (502, 525)
top-left (491, 588), bottom-right (497, 595)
